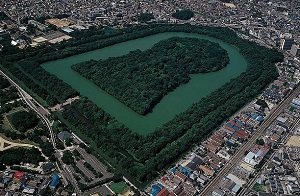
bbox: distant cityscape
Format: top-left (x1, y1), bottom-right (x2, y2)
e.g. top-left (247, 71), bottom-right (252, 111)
top-left (0, 0), bottom-right (300, 196)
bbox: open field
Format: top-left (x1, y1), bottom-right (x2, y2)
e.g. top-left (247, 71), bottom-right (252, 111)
top-left (4, 107), bottom-right (26, 131)
top-left (110, 181), bottom-right (129, 194)
top-left (286, 135), bottom-right (300, 147)
top-left (0, 135), bottom-right (34, 151)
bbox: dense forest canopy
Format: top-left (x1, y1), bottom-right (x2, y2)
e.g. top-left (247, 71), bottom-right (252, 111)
top-left (136, 13), bottom-right (155, 22)
top-left (0, 77), bottom-right (10, 89)
top-left (0, 12), bottom-right (9, 20)
top-left (9, 110), bottom-right (39, 132)
top-left (172, 9), bottom-right (195, 20)
top-left (0, 147), bottom-right (45, 165)
top-left (72, 37), bottom-right (229, 114)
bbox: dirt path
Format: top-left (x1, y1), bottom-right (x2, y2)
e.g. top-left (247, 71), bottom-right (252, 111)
top-left (0, 135), bottom-right (34, 151)
top-left (0, 135), bottom-right (48, 160)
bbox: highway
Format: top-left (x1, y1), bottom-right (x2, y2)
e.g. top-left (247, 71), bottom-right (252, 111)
top-left (201, 84), bottom-right (300, 196)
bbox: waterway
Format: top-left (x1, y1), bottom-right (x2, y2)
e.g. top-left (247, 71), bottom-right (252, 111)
top-left (42, 32), bottom-right (247, 135)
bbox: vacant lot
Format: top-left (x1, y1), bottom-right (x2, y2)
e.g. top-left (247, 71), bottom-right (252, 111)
top-left (286, 135), bottom-right (300, 147)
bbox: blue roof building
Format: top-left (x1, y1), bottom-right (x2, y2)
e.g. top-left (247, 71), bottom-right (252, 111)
top-left (233, 126), bottom-right (240, 131)
top-left (3, 178), bottom-right (9, 184)
top-left (49, 174), bottom-right (59, 189)
top-left (170, 167), bottom-right (177, 173)
top-left (226, 122), bottom-right (234, 127)
top-left (178, 165), bottom-right (191, 177)
top-left (232, 184), bottom-right (241, 195)
top-left (150, 183), bottom-right (164, 196)
top-left (251, 114), bottom-right (258, 119)
top-left (257, 116), bottom-right (264, 122)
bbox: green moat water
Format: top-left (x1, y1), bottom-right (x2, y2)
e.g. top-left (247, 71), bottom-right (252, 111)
top-left (42, 32), bottom-right (247, 135)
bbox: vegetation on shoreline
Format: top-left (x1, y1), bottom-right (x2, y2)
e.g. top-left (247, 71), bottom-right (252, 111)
top-left (60, 25), bottom-right (282, 184)
top-left (0, 24), bottom-right (282, 187)
top-left (72, 37), bottom-right (229, 114)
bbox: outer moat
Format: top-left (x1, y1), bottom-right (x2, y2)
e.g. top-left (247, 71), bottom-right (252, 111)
top-left (42, 32), bottom-right (247, 135)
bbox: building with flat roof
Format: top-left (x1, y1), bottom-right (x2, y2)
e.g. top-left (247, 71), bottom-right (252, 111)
top-left (212, 188), bottom-right (225, 196)
top-left (244, 152), bottom-right (259, 166)
top-left (281, 38), bottom-right (294, 50)
top-left (291, 44), bottom-right (300, 57)
top-left (231, 184), bottom-right (241, 195)
top-left (226, 173), bottom-right (246, 186)
top-left (49, 174), bottom-right (59, 189)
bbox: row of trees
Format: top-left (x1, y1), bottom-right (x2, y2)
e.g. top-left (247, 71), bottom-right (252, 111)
top-left (17, 60), bottom-right (79, 102)
top-left (72, 37), bottom-right (228, 114)
top-left (6, 65), bottom-right (60, 105)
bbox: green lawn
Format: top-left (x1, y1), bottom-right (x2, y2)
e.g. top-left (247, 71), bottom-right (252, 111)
top-left (3, 107), bottom-right (25, 132)
top-left (1, 107), bottom-right (39, 146)
top-left (5, 108), bottom-right (26, 132)
top-left (110, 181), bottom-right (129, 194)
top-left (253, 183), bottom-right (264, 192)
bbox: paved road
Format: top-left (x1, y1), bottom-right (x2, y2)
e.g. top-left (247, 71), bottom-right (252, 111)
top-left (55, 151), bottom-right (82, 195)
top-left (76, 147), bottom-right (113, 179)
top-left (0, 70), bottom-right (86, 193)
top-left (0, 70), bottom-right (56, 149)
top-left (201, 84), bottom-right (300, 196)
top-left (238, 116), bottom-right (300, 196)
top-left (76, 160), bottom-right (95, 179)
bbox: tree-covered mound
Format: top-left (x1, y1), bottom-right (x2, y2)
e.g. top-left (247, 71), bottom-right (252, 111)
top-left (172, 9), bottom-right (194, 20)
top-left (72, 37), bottom-right (229, 115)
top-left (0, 147), bottom-right (45, 165)
top-left (8, 110), bottom-right (39, 132)
top-left (136, 13), bottom-right (155, 22)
